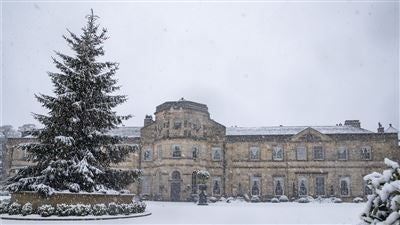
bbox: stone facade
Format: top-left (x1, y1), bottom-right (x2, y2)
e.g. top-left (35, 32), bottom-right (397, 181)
top-left (2, 99), bottom-right (399, 202)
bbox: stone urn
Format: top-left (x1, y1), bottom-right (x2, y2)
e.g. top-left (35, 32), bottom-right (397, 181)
top-left (196, 170), bottom-right (210, 206)
top-left (198, 184), bottom-right (208, 205)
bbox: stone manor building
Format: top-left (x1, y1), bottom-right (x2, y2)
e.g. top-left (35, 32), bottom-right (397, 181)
top-left (3, 99), bottom-right (400, 202)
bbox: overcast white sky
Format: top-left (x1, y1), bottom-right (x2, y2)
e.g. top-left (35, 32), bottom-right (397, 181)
top-left (1, 1), bottom-right (399, 132)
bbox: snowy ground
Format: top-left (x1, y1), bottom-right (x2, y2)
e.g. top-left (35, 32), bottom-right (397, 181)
top-left (1, 200), bottom-right (365, 224)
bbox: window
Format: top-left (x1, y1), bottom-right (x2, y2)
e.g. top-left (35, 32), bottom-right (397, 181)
top-left (313, 146), bottom-right (324, 160)
top-left (364, 181), bottom-right (373, 196)
top-left (212, 177), bottom-right (221, 196)
top-left (251, 177), bottom-right (261, 196)
top-left (274, 177), bottom-right (285, 196)
top-left (298, 177), bottom-right (308, 196)
top-left (315, 176), bottom-right (325, 196)
top-left (273, 146), bottom-right (284, 161)
top-left (173, 120), bottom-right (181, 129)
top-left (143, 149), bottom-right (152, 161)
top-left (191, 171), bottom-right (198, 194)
top-left (249, 147), bottom-right (260, 160)
top-left (296, 146), bottom-right (307, 160)
top-left (141, 175), bottom-right (152, 195)
top-left (340, 177), bottom-right (350, 196)
top-left (212, 147), bottom-right (222, 161)
top-left (361, 146), bottom-right (372, 160)
top-left (192, 147), bottom-right (199, 159)
top-left (172, 145), bottom-right (181, 158)
top-left (337, 147), bottom-right (348, 160)
top-left (157, 145), bottom-right (163, 159)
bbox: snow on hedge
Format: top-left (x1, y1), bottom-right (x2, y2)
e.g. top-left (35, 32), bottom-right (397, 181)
top-left (361, 158), bottom-right (400, 225)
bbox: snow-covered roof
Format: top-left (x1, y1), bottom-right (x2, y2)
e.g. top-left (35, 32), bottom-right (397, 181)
top-left (107, 127), bottom-right (141, 138)
top-left (226, 125), bottom-right (373, 136)
top-left (385, 125), bottom-right (398, 133)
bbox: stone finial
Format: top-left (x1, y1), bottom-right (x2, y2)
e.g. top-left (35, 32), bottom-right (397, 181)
top-left (377, 122), bottom-right (384, 133)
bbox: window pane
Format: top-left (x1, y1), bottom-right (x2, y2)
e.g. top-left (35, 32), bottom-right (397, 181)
top-left (340, 177), bottom-right (350, 196)
top-left (313, 146), bottom-right (324, 160)
top-left (338, 147), bottom-right (347, 160)
top-left (274, 177), bottom-right (284, 196)
top-left (361, 146), bottom-right (371, 160)
top-left (298, 177), bottom-right (308, 196)
top-left (273, 146), bottom-right (283, 161)
top-left (297, 147), bottom-right (307, 160)
top-left (250, 147), bottom-right (260, 160)
top-left (251, 177), bottom-right (261, 196)
top-left (172, 145), bottom-right (181, 157)
top-left (212, 177), bottom-right (221, 195)
top-left (212, 147), bottom-right (222, 161)
top-left (315, 177), bottom-right (325, 196)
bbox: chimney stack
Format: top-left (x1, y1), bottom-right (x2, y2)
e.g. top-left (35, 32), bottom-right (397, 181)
top-left (377, 122), bottom-right (384, 133)
top-left (344, 120), bottom-right (361, 128)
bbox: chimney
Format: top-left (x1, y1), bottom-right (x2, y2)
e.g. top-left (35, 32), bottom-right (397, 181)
top-left (344, 120), bottom-right (361, 128)
top-left (144, 115), bottom-right (154, 126)
top-left (377, 122), bottom-right (384, 133)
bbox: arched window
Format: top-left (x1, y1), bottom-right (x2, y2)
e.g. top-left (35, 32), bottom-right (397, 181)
top-left (213, 177), bottom-right (221, 195)
top-left (172, 171), bottom-right (181, 180)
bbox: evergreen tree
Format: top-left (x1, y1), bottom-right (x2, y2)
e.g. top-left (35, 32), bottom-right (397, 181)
top-left (361, 158), bottom-right (400, 225)
top-left (7, 10), bottom-right (141, 196)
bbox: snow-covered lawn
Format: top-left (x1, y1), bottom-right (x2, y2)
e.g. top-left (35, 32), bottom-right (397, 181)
top-left (1, 201), bottom-right (365, 224)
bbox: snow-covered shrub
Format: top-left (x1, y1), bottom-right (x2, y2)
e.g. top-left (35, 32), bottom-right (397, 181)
top-left (298, 197), bottom-right (310, 203)
top-left (133, 201), bottom-right (146, 213)
top-left (21, 203), bottom-right (33, 216)
top-left (68, 183), bottom-right (80, 193)
top-left (219, 197), bottom-right (226, 202)
top-left (0, 201), bottom-right (9, 214)
top-left (73, 204), bottom-right (91, 216)
top-left (56, 204), bottom-right (74, 216)
top-left (250, 195), bottom-right (260, 202)
top-left (196, 170), bottom-right (210, 184)
top-left (8, 202), bottom-right (21, 215)
top-left (120, 204), bottom-right (130, 215)
top-left (209, 196), bottom-right (218, 203)
top-left (307, 196), bottom-right (314, 202)
top-left (353, 197), bottom-right (364, 203)
top-left (361, 158), bottom-right (400, 225)
top-left (279, 195), bottom-right (289, 202)
top-left (271, 197), bottom-right (279, 203)
top-left (107, 202), bottom-right (120, 215)
top-left (226, 197), bottom-right (234, 203)
top-left (37, 204), bottom-right (55, 217)
top-left (243, 194), bottom-right (250, 202)
top-left (92, 204), bottom-right (107, 216)
top-left (333, 198), bottom-right (342, 203)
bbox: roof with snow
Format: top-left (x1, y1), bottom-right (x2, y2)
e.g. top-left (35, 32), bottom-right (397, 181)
top-left (107, 127), bottom-right (141, 138)
top-left (385, 125), bottom-right (398, 133)
top-left (226, 125), bottom-right (374, 136)
top-left (156, 99), bottom-right (209, 114)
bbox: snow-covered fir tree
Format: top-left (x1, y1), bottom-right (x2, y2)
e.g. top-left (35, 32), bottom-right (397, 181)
top-left (361, 158), bottom-right (400, 225)
top-left (7, 10), bottom-right (141, 196)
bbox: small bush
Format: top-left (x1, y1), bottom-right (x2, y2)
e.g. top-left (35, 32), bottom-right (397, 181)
top-left (298, 197), bottom-right (310, 203)
top-left (279, 195), bottom-right (289, 202)
top-left (38, 204), bottom-right (55, 217)
top-left (134, 201), bottom-right (146, 213)
top-left (353, 197), bottom-right (364, 203)
top-left (92, 204), bottom-right (107, 216)
top-left (333, 198), bottom-right (342, 203)
top-left (0, 201), bottom-right (9, 214)
top-left (21, 203), bottom-right (33, 216)
top-left (74, 204), bottom-right (91, 216)
top-left (108, 202), bottom-right (120, 215)
top-left (250, 196), bottom-right (260, 202)
top-left (56, 204), bottom-right (73, 216)
top-left (209, 196), bottom-right (218, 203)
top-left (271, 197), bottom-right (279, 203)
top-left (8, 202), bottom-right (21, 215)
